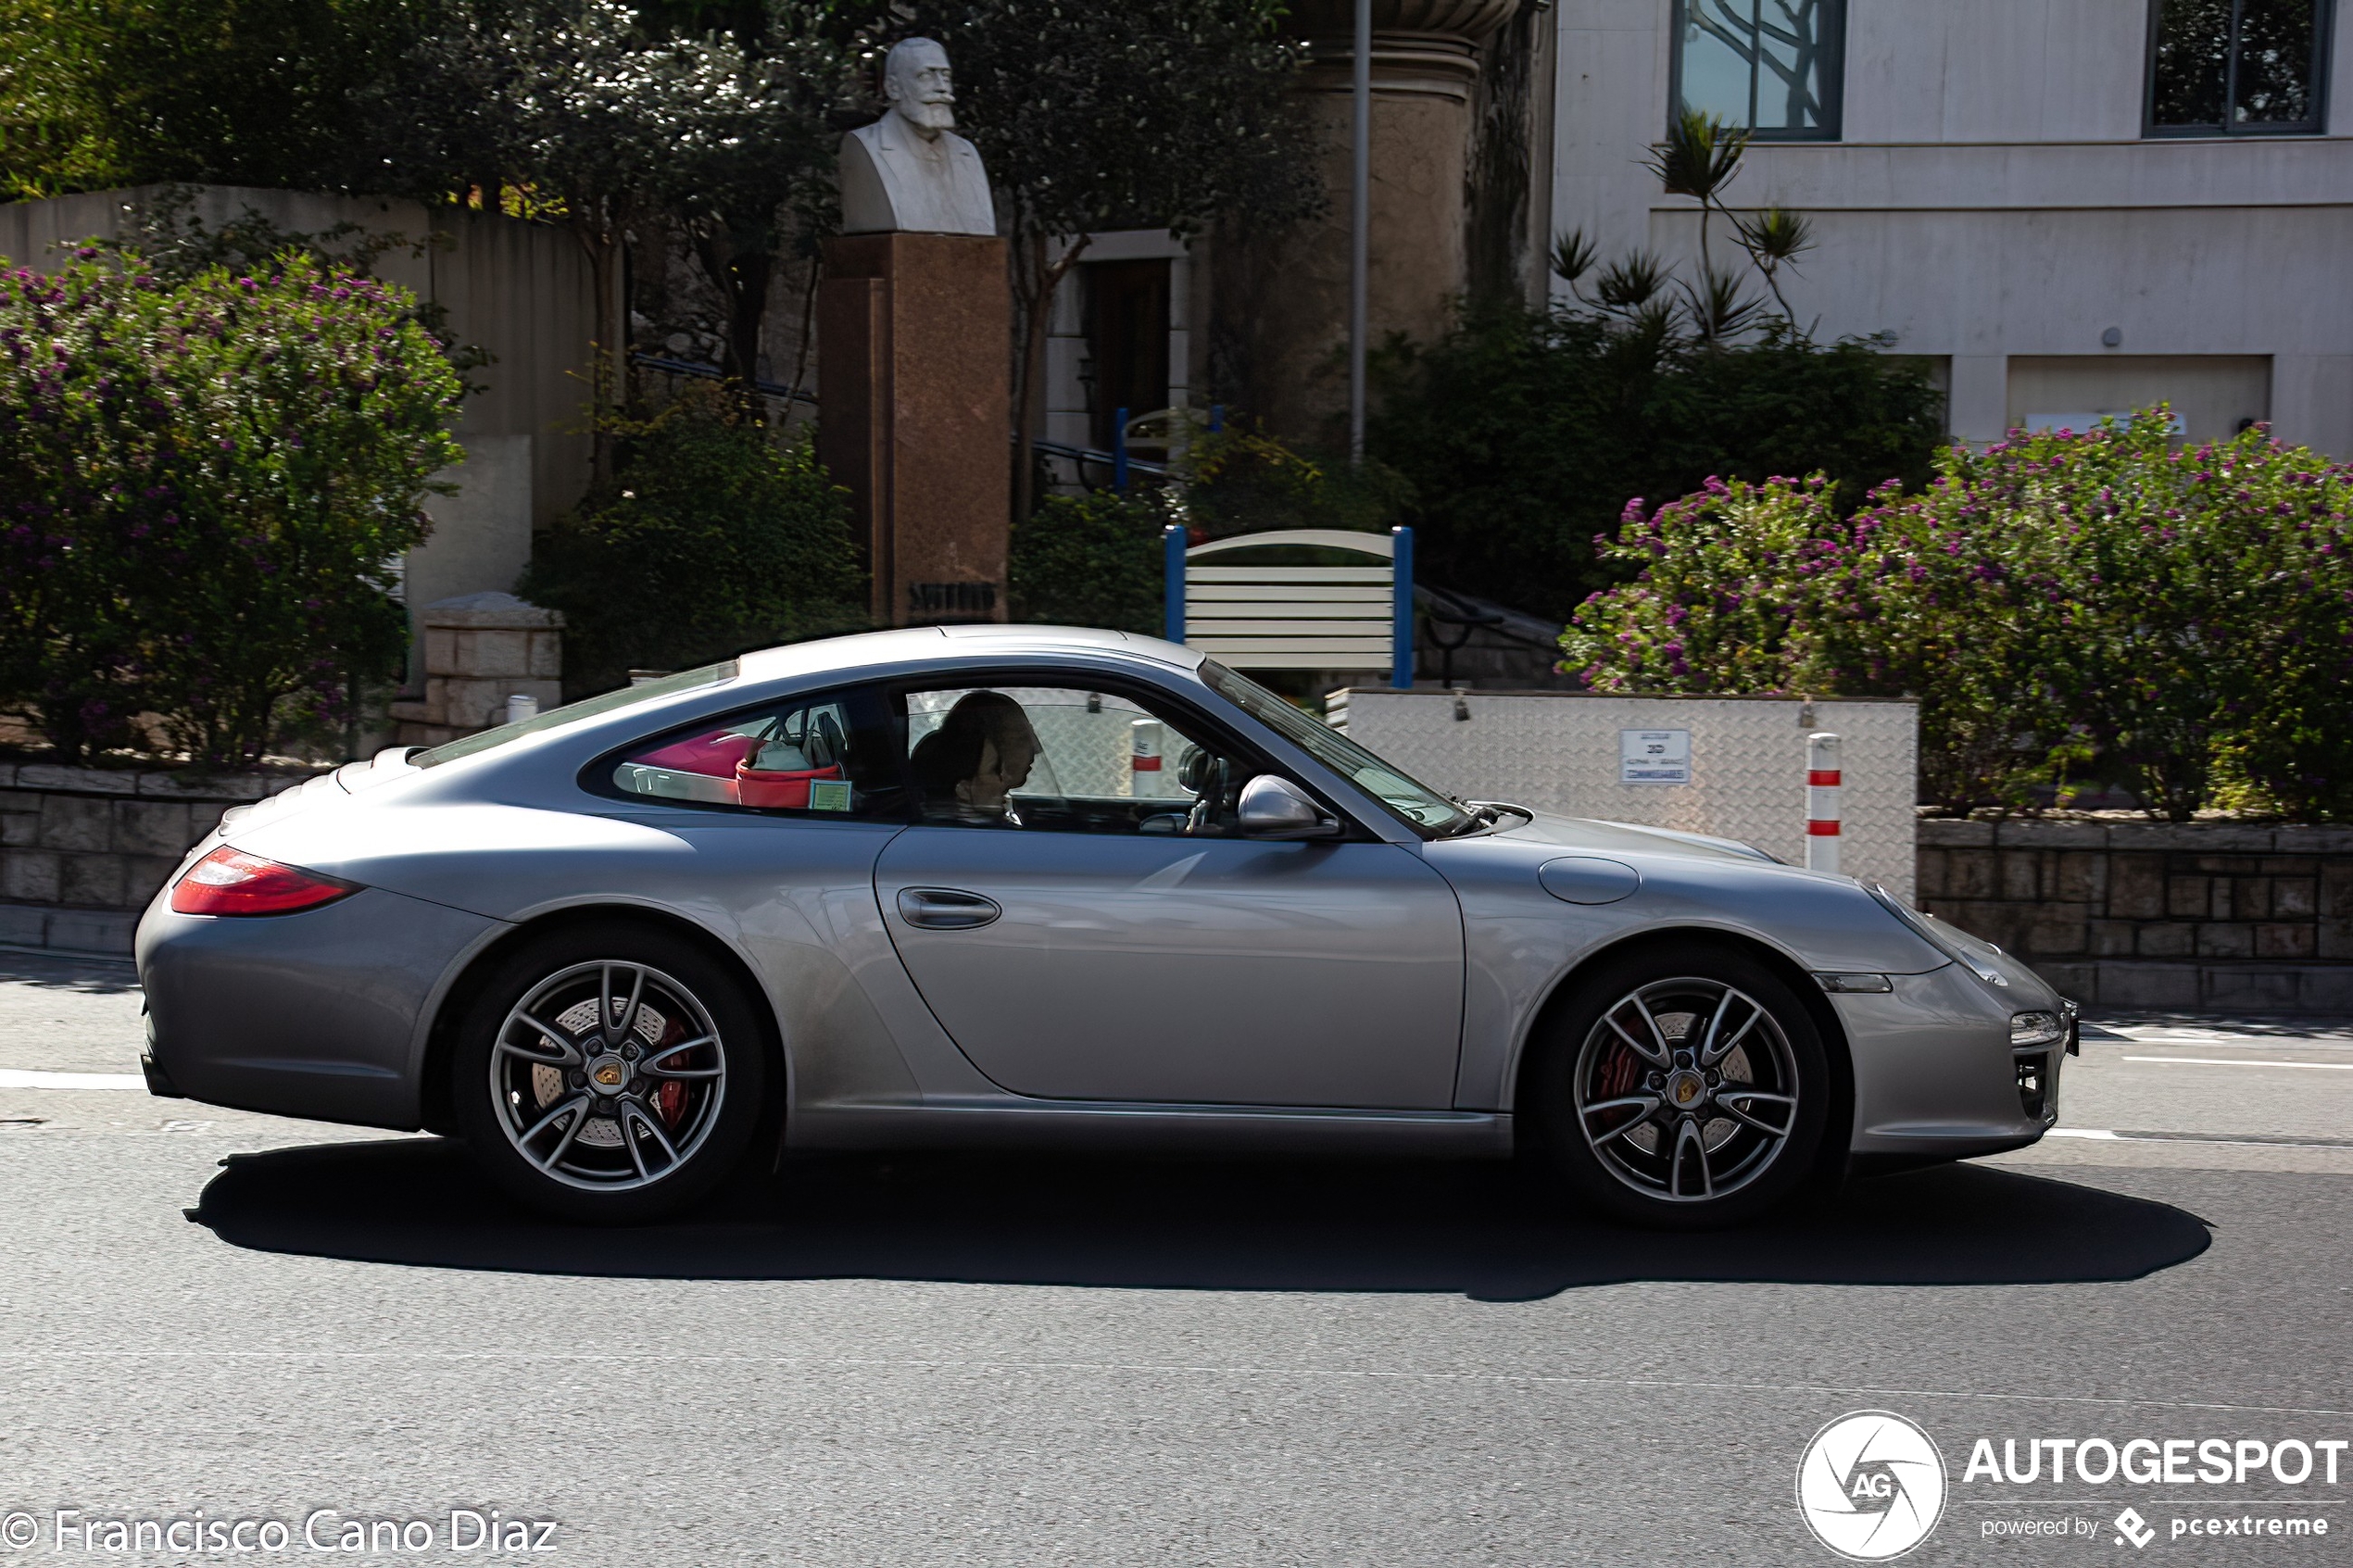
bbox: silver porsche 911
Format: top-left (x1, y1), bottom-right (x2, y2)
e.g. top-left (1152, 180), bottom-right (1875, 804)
top-left (136, 626), bottom-right (2071, 1227)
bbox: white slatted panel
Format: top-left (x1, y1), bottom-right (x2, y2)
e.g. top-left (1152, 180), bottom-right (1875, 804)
top-left (1185, 554), bottom-right (1392, 671)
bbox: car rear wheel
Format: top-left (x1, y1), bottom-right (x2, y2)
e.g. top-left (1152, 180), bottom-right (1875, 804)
top-left (452, 923), bottom-right (768, 1223)
top-left (1529, 945), bottom-right (1828, 1229)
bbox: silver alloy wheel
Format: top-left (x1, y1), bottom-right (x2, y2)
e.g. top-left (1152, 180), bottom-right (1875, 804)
top-left (1571, 976), bottom-right (1800, 1204)
top-left (488, 960), bottom-right (728, 1192)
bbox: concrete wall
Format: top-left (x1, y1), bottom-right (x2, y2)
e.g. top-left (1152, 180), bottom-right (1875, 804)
top-left (1551, 1), bottom-right (2353, 454)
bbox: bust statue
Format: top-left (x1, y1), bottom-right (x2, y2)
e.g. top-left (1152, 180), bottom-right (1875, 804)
top-left (838, 38), bottom-right (997, 237)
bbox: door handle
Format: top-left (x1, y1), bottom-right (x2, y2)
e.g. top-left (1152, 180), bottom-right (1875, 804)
top-left (896, 887), bottom-right (1002, 930)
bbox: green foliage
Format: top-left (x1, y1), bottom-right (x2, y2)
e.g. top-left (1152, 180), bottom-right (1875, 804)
top-left (0, 0), bottom-right (454, 197)
top-left (920, 0), bottom-right (1317, 243)
top-left (1562, 412), bottom-right (2353, 821)
top-left (1181, 425), bottom-right (1411, 539)
top-left (520, 391), bottom-right (866, 696)
top-left (1371, 307), bottom-right (1944, 621)
top-left (1008, 489), bottom-right (1168, 635)
top-left (0, 251), bottom-right (465, 765)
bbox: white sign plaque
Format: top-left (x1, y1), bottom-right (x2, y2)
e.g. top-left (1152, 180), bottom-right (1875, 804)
top-left (1619, 728), bottom-right (1692, 785)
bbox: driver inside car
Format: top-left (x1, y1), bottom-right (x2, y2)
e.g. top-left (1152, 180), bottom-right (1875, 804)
top-left (910, 691), bottom-right (1041, 822)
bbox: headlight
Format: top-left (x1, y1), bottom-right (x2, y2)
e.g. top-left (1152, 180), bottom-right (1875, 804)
top-left (2010, 1010), bottom-right (2066, 1047)
top-left (1865, 882), bottom-right (2010, 987)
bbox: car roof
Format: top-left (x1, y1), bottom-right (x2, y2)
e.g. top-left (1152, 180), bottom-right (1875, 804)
top-left (736, 624), bottom-right (1206, 683)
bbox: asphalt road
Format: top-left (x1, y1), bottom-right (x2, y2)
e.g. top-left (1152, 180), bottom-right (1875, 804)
top-left (2, 950), bottom-right (2350, 1565)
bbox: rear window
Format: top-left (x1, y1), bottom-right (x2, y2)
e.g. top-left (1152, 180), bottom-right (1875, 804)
top-left (410, 663), bottom-right (737, 769)
top-left (606, 686), bottom-right (906, 818)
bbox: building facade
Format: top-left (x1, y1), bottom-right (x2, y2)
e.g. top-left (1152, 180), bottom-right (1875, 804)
top-left (1552, 0), bottom-right (2353, 452)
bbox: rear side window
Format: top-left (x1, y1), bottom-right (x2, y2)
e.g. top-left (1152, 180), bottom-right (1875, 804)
top-left (609, 686), bottom-right (907, 818)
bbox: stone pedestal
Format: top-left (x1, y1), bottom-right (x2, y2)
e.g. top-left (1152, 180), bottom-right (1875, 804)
top-left (389, 592), bottom-right (565, 746)
top-left (817, 232), bottom-right (1012, 626)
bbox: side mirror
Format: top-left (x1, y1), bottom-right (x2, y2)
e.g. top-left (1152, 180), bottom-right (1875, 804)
top-left (1236, 774), bottom-right (1342, 840)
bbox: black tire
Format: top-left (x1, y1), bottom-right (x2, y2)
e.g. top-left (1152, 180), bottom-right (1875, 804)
top-left (451, 922), bottom-right (769, 1223)
top-left (1528, 943), bottom-right (1829, 1229)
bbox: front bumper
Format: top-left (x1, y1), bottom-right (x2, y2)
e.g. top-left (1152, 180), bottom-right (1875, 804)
top-left (136, 884), bottom-right (501, 1130)
top-left (1833, 963), bottom-right (2064, 1165)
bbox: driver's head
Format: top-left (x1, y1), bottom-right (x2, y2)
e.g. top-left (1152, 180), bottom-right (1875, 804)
top-left (913, 692), bottom-right (1038, 811)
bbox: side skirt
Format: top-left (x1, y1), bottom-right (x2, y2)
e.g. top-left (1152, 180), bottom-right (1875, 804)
top-left (789, 1099), bottom-right (1514, 1159)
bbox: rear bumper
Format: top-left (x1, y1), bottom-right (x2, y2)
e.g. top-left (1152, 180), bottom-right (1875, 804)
top-left (136, 885), bottom-right (500, 1130)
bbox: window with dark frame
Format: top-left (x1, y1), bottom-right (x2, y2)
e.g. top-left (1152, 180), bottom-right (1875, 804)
top-left (2147, 0), bottom-right (2333, 136)
top-left (1670, 0), bottom-right (1845, 141)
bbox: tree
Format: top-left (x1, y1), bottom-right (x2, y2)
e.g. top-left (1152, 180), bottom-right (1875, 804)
top-left (366, 2), bottom-right (869, 422)
top-left (913, 0), bottom-right (1320, 519)
top-left (0, 0), bottom-right (453, 198)
top-left (663, 5), bottom-right (872, 399)
top-left (373, 2), bottom-right (705, 431)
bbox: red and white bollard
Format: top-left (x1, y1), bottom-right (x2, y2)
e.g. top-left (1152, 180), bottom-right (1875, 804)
top-left (1131, 718), bottom-right (1166, 797)
top-left (1806, 732), bottom-right (1842, 873)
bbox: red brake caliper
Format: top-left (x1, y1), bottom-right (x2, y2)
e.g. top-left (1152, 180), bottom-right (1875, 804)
top-left (1592, 1011), bottom-right (1642, 1135)
top-left (654, 1021), bottom-right (691, 1128)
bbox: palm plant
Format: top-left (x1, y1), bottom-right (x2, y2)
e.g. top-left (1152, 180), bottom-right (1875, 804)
top-left (1643, 107), bottom-right (1749, 277)
top-left (1734, 205), bottom-right (1815, 322)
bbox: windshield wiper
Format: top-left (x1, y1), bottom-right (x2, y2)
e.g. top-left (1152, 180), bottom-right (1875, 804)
top-left (1446, 799), bottom-right (1533, 835)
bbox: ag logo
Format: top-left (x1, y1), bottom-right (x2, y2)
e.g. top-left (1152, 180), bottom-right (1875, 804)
top-left (1795, 1411), bottom-right (1947, 1561)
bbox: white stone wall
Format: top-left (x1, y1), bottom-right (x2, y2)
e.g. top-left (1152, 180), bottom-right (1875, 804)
top-left (1550, 1), bottom-right (2353, 455)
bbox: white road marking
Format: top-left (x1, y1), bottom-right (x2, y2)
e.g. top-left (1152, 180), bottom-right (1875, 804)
top-left (2120, 1056), bottom-right (2353, 1071)
top-left (0, 1068), bottom-right (147, 1090)
top-left (2043, 1125), bottom-right (2353, 1150)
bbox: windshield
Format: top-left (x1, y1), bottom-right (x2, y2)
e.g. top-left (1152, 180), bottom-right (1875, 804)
top-left (1200, 661), bottom-right (1473, 835)
top-left (410, 662), bottom-right (738, 768)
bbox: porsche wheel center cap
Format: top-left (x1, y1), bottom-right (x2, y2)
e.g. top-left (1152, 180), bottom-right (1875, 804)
top-left (1667, 1070), bottom-right (1706, 1110)
top-left (588, 1055), bottom-right (630, 1093)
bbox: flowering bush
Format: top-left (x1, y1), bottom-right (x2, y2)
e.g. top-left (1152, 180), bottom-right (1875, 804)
top-left (0, 251), bottom-right (465, 765)
top-left (1561, 412), bottom-right (2353, 820)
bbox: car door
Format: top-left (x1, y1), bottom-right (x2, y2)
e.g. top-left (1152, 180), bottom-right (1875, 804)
top-left (873, 680), bottom-right (1465, 1109)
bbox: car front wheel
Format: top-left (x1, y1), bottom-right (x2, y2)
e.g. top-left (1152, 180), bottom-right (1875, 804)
top-left (1530, 945), bottom-right (1828, 1228)
top-left (452, 924), bottom-right (768, 1223)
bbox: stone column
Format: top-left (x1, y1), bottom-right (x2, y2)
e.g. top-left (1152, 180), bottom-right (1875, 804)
top-left (389, 592), bottom-right (565, 747)
top-left (1217, 0), bottom-right (1518, 444)
top-left (817, 232), bottom-right (1013, 626)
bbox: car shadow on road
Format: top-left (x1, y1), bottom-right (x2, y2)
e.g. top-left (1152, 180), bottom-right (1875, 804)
top-left (187, 1139), bottom-right (2211, 1300)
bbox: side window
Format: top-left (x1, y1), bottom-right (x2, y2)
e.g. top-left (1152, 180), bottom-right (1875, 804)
top-left (900, 684), bottom-right (1250, 835)
top-left (610, 687), bottom-right (907, 818)
top-left (1672, 0), bottom-right (1844, 142)
top-left (2146, 0), bottom-right (2329, 136)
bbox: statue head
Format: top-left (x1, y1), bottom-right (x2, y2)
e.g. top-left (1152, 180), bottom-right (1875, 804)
top-left (883, 37), bottom-right (957, 141)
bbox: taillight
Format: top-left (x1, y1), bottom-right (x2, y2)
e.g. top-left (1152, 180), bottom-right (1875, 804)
top-left (170, 847), bottom-right (359, 917)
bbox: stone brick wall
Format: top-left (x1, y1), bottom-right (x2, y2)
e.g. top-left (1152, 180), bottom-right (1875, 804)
top-left (1919, 819), bottom-right (2353, 1012)
top-left (0, 763), bottom-right (309, 955)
